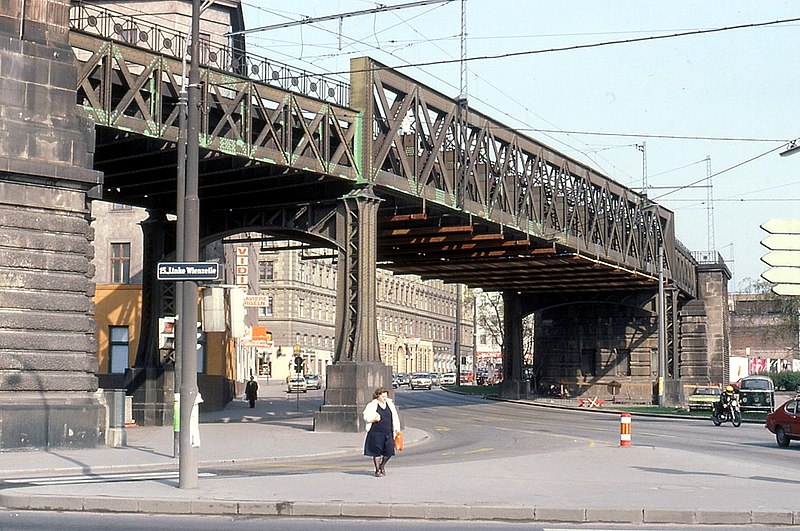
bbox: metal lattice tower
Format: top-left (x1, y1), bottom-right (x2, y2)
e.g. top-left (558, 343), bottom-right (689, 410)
top-left (706, 155), bottom-right (715, 253)
top-left (636, 142), bottom-right (647, 195)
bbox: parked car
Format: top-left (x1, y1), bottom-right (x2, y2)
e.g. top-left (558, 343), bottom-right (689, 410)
top-left (304, 374), bottom-right (322, 390)
top-left (409, 372), bottom-right (433, 390)
top-left (440, 372), bottom-right (457, 385)
top-left (392, 374), bottom-right (399, 389)
top-left (766, 396), bottom-right (800, 447)
top-left (430, 373), bottom-right (440, 386)
top-left (396, 373), bottom-right (411, 386)
top-left (287, 376), bottom-right (308, 393)
top-left (736, 375), bottom-right (775, 413)
top-left (687, 385), bottom-right (721, 411)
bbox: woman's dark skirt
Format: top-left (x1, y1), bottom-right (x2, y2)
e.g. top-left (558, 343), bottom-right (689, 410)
top-left (364, 428), bottom-right (395, 457)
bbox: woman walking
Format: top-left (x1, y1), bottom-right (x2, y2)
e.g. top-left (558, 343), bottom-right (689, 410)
top-left (362, 387), bottom-right (400, 477)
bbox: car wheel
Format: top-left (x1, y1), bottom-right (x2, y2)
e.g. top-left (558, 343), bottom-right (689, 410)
top-left (776, 427), bottom-right (791, 447)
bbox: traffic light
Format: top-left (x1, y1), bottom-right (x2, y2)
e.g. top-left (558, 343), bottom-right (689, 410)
top-left (158, 316), bottom-right (176, 364)
top-left (293, 356), bottom-right (304, 374)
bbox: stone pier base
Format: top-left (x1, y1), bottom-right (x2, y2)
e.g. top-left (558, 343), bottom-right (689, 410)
top-left (314, 362), bottom-right (391, 432)
top-left (0, 394), bottom-right (103, 449)
top-left (126, 367), bottom-right (175, 426)
top-left (500, 379), bottom-right (531, 400)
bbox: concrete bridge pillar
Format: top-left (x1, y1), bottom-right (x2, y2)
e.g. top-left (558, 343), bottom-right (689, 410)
top-left (314, 186), bottom-right (391, 432)
top-left (500, 291), bottom-right (530, 399)
top-left (0, 0), bottom-right (105, 448)
top-left (679, 260), bottom-right (731, 385)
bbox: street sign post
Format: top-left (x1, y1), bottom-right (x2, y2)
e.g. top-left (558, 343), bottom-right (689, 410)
top-left (760, 219), bottom-right (800, 296)
top-left (157, 262), bottom-right (220, 281)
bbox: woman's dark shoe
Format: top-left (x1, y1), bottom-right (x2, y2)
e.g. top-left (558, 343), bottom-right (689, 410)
top-left (379, 468), bottom-right (386, 476)
top-left (374, 470), bottom-right (381, 477)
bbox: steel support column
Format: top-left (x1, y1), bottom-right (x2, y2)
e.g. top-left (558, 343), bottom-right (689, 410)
top-left (125, 210), bottom-right (175, 427)
top-left (314, 185), bottom-right (390, 432)
top-left (500, 291), bottom-right (530, 399)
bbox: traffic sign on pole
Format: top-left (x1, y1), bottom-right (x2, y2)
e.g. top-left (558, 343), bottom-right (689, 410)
top-left (761, 267), bottom-right (800, 284)
top-left (772, 284), bottom-right (800, 296)
top-left (760, 219), bottom-right (800, 293)
top-left (761, 219), bottom-right (800, 235)
top-left (761, 251), bottom-right (800, 268)
top-left (761, 234), bottom-right (800, 252)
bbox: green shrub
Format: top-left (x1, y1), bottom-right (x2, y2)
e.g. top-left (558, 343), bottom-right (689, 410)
top-left (765, 371), bottom-right (800, 392)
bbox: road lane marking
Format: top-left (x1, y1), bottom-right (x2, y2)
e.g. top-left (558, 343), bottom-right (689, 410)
top-left (441, 447), bottom-right (493, 456)
top-left (4, 471), bottom-right (216, 485)
top-left (495, 426), bottom-right (597, 447)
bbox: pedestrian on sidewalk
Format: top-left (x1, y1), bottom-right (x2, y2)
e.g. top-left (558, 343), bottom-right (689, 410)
top-left (362, 386), bottom-right (400, 477)
top-left (245, 375), bottom-right (259, 408)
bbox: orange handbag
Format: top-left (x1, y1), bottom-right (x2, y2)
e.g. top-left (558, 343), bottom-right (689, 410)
top-left (394, 431), bottom-right (403, 451)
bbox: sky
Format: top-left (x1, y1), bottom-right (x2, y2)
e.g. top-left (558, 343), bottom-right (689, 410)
top-left (238, 1), bottom-right (800, 292)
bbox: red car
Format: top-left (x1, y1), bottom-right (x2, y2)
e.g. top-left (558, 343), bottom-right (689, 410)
top-left (765, 396), bottom-right (800, 447)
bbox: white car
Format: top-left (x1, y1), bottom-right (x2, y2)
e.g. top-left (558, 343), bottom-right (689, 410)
top-left (440, 372), bottom-right (457, 385)
top-left (287, 376), bottom-right (308, 393)
top-left (409, 372), bottom-right (433, 390)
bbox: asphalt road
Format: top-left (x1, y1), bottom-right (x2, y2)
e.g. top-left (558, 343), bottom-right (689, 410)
top-left (205, 386), bottom-right (795, 479)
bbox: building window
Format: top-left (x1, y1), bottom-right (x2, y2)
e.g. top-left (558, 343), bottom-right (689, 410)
top-left (257, 295), bottom-right (274, 317)
top-left (111, 242), bottom-right (131, 283)
top-left (298, 298), bottom-right (305, 318)
top-left (108, 326), bottom-right (129, 374)
top-left (259, 261), bottom-right (274, 281)
top-left (580, 349), bottom-right (597, 377)
top-left (616, 348), bottom-right (631, 376)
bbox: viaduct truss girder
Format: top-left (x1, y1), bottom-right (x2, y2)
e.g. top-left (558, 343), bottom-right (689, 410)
top-left (68, 7), bottom-right (697, 298)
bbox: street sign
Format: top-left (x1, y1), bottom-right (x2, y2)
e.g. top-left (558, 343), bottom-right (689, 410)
top-left (761, 234), bottom-right (800, 251)
top-left (772, 284), bottom-right (800, 296)
top-left (761, 267), bottom-right (800, 284)
top-left (761, 251), bottom-right (800, 268)
top-left (761, 219), bottom-right (800, 235)
top-left (157, 262), bottom-right (220, 281)
top-left (243, 294), bottom-right (271, 307)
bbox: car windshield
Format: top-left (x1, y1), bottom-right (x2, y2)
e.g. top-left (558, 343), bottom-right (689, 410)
top-left (693, 388), bottom-right (719, 396)
top-left (740, 379), bottom-right (772, 390)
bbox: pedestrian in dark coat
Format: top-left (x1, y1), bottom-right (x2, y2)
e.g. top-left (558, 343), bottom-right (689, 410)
top-left (245, 376), bottom-right (258, 408)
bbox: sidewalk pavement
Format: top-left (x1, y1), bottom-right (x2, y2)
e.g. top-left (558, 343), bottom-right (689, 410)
top-left (1, 381), bottom-right (798, 526)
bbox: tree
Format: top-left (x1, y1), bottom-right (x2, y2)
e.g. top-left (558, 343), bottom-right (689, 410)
top-left (748, 280), bottom-right (800, 347)
top-left (474, 291), bottom-right (535, 362)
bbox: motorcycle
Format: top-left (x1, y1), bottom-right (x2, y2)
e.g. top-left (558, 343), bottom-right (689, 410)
top-left (711, 397), bottom-right (742, 427)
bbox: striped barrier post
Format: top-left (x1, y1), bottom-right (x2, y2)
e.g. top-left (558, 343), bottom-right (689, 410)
top-left (620, 413), bottom-right (631, 447)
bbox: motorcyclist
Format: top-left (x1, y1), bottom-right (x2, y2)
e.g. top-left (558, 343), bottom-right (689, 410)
top-left (715, 385), bottom-right (735, 417)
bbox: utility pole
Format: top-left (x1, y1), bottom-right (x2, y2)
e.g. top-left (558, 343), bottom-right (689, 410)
top-left (179, 0), bottom-right (201, 489)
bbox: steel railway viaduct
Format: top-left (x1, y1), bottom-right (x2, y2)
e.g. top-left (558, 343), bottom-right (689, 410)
top-left (0, 2), bottom-right (730, 449)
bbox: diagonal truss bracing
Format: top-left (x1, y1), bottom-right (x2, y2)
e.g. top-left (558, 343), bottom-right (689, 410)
top-left (70, 31), bottom-right (359, 181)
top-left (349, 57), bottom-right (695, 295)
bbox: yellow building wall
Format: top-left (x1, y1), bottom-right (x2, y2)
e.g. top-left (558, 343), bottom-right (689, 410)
top-left (94, 284), bottom-right (143, 372)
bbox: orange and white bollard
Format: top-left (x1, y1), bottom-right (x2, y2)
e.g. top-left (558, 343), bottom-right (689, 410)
top-left (619, 413), bottom-right (632, 447)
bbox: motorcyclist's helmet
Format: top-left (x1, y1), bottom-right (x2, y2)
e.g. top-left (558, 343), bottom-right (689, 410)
top-left (724, 385), bottom-right (734, 393)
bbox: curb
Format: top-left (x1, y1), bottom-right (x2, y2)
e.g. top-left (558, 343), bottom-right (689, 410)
top-left (0, 492), bottom-right (795, 526)
top-left (482, 394), bottom-right (767, 424)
